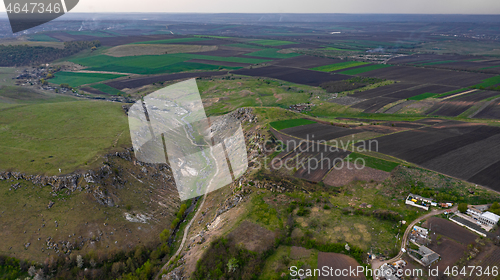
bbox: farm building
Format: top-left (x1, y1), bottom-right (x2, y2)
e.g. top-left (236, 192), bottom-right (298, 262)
top-left (408, 245), bottom-right (440, 267)
top-left (466, 205), bottom-right (500, 226)
top-left (405, 194), bottom-right (433, 210)
top-left (466, 205), bottom-right (485, 217)
top-left (412, 226), bottom-right (429, 240)
top-left (478, 212), bottom-right (500, 226)
top-left (379, 263), bottom-right (400, 280)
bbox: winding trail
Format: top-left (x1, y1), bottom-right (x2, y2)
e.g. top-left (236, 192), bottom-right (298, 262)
top-left (155, 136), bottom-right (225, 279)
top-left (371, 205), bottom-right (457, 277)
top-left (155, 192), bottom-right (208, 280)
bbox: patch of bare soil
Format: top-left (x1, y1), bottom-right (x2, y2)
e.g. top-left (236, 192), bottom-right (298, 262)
top-left (399, 99), bottom-right (439, 114)
top-left (290, 246), bottom-right (312, 260)
top-left (318, 252), bottom-right (366, 280)
top-left (323, 166), bottom-right (390, 187)
top-left (227, 220), bottom-right (277, 253)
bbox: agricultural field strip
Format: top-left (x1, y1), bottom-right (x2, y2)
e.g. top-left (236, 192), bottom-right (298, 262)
top-left (281, 123), bottom-right (364, 141)
top-left (356, 65), bottom-right (493, 87)
top-left (369, 124), bottom-right (500, 190)
top-left (105, 71), bottom-right (229, 90)
top-left (311, 61), bottom-right (369, 72)
top-left (441, 89), bottom-right (478, 100)
top-left (231, 66), bottom-right (351, 86)
top-left (468, 160), bottom-right (500, 190)
top-left (272, 55), bottom-right (343, 69)
top-left (473, 99), bottom-right (500, 119)
top-left (350, 83), bottom-right (419, 99)
top-left (339, 64), bottom-right (393, 75)
top-left (50, 71), bottom-right (127, 87)
top-left (426, 90), bottom-right (500, 117)
top-left (68, 53), bottom-right (268, 75)
top-left (273, 125), bottom-right (400, 173)
top-left (271, 129), bottom-right (352, 181)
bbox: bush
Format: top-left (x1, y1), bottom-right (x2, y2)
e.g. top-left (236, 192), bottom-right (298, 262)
top-left (159, 229), bottom-right (170, 243)
top-left (458, 203), bottom-right (468, 213)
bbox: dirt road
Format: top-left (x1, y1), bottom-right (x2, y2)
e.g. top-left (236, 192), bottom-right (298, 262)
top-left (371, 206), bottom-right (458, 276)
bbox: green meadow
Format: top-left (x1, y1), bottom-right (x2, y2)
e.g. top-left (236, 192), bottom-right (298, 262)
top-left (90, 83), bottom-right (124, 95)
top-left (69, 53), bottom-right (260, 75)
top-left (50, 72), bottom-right (126, 87)
top-left (0, 100), bottom-right (130, 175)
top-left (244, 48), bottom-right (301, 59)
top-left (269, 118), bottom-right (316, 130)
top-left (339, 64), bottom-right (393, 75)
top-left (312, 61), bottom-right (369, 72)
top-left (250, 39), bottom-right (298, 46)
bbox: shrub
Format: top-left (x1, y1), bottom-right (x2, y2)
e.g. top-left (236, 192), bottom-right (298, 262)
top-left (458, 203), bottom-right (468, 213)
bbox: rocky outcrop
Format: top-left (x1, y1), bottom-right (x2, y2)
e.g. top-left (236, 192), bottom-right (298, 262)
top-left (1, 172), bottom-right (80, 193)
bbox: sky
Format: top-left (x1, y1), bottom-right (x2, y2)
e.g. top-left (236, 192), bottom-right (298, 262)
top-left (1, 0), bottom-right (500, 14)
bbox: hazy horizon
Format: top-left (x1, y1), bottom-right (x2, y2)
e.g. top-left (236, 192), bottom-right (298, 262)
top-left (1, 0), bottom-right (500, 14)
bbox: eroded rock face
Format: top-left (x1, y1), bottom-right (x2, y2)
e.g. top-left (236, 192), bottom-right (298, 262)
top-left (1, 172), bottom-right (80, 192)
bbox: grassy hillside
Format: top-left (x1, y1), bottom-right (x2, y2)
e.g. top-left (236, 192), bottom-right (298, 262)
top-left (198, 76), bottom-right (324, 116)
top-left (0, 100), bottom-right (130, 175)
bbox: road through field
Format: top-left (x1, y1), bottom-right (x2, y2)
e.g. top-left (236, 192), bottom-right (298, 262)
top-left (371, 206), bottom-right (458, 278)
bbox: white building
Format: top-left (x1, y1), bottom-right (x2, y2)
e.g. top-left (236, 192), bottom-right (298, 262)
top-left (478, 212), bottom-right (500, 226)
top-left (413, 226), bottom-right (429, 237)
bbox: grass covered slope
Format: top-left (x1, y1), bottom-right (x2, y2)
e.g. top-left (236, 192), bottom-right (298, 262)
top-left (270, 118), bottom-right (316, 130)
top-left (0, 100), bottom-right (130, 175)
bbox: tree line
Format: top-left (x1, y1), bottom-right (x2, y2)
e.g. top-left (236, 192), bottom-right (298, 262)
top-left (0, 40), bottom-right (101, 67)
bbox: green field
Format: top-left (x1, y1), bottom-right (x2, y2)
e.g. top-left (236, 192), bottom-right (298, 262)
top-left (434, 88), bottom-right (469, 98)
top-left (28, 34), bottom-right (59, 42)
top-left (471, 75), bottom-right (500, 88)
top-left (225, 43), bottom-right (263, 49)
top-left (90, 83), bottom-right (124, 95)
top-left (345, 152), bottom-right (400, 172)
top-left (339, 64), bottom-right (393, 75)
top-left (0, 101), bottom-right (130, 175)
top-left (479, 65), bottom-right (500, 70)
top-left (50, 72), bottom-right (126, 87)
top-left (311, 61), bottom-right (370, 72)
top-left (269, 118), bottom-right (316, 130)
top-left (171, 53), bottom-right (271, 64)
top-left (132, 37), bottom-right (209, 45)
top-left (65, 30), bottom-right (114, 37)
top-left (69, 54), bottom-right (259, 75)
top-left (250, 39), bottom-right (298, 46)
top-left (408, 92), bottom-right (439, 100)
top-left (0, 86), bottom-right (76, 105)
top-left (0, 67), bottom-right (18, 87)
top-left (322, 47), bottom-right (357, 51)
top-left (244, 48), bottom-right (301, 59)
top-left (91, 62), bottom-right (234, 75)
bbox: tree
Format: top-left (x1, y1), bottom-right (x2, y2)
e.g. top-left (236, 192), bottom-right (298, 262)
top-left (227, 258), bottom-right (238, 273)
top-left (490, 202), bottom-right (500, 215)
top-left (160, 229), bottom-right (170, 243)
top-left (458, 203), bottom-right (468, 213)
